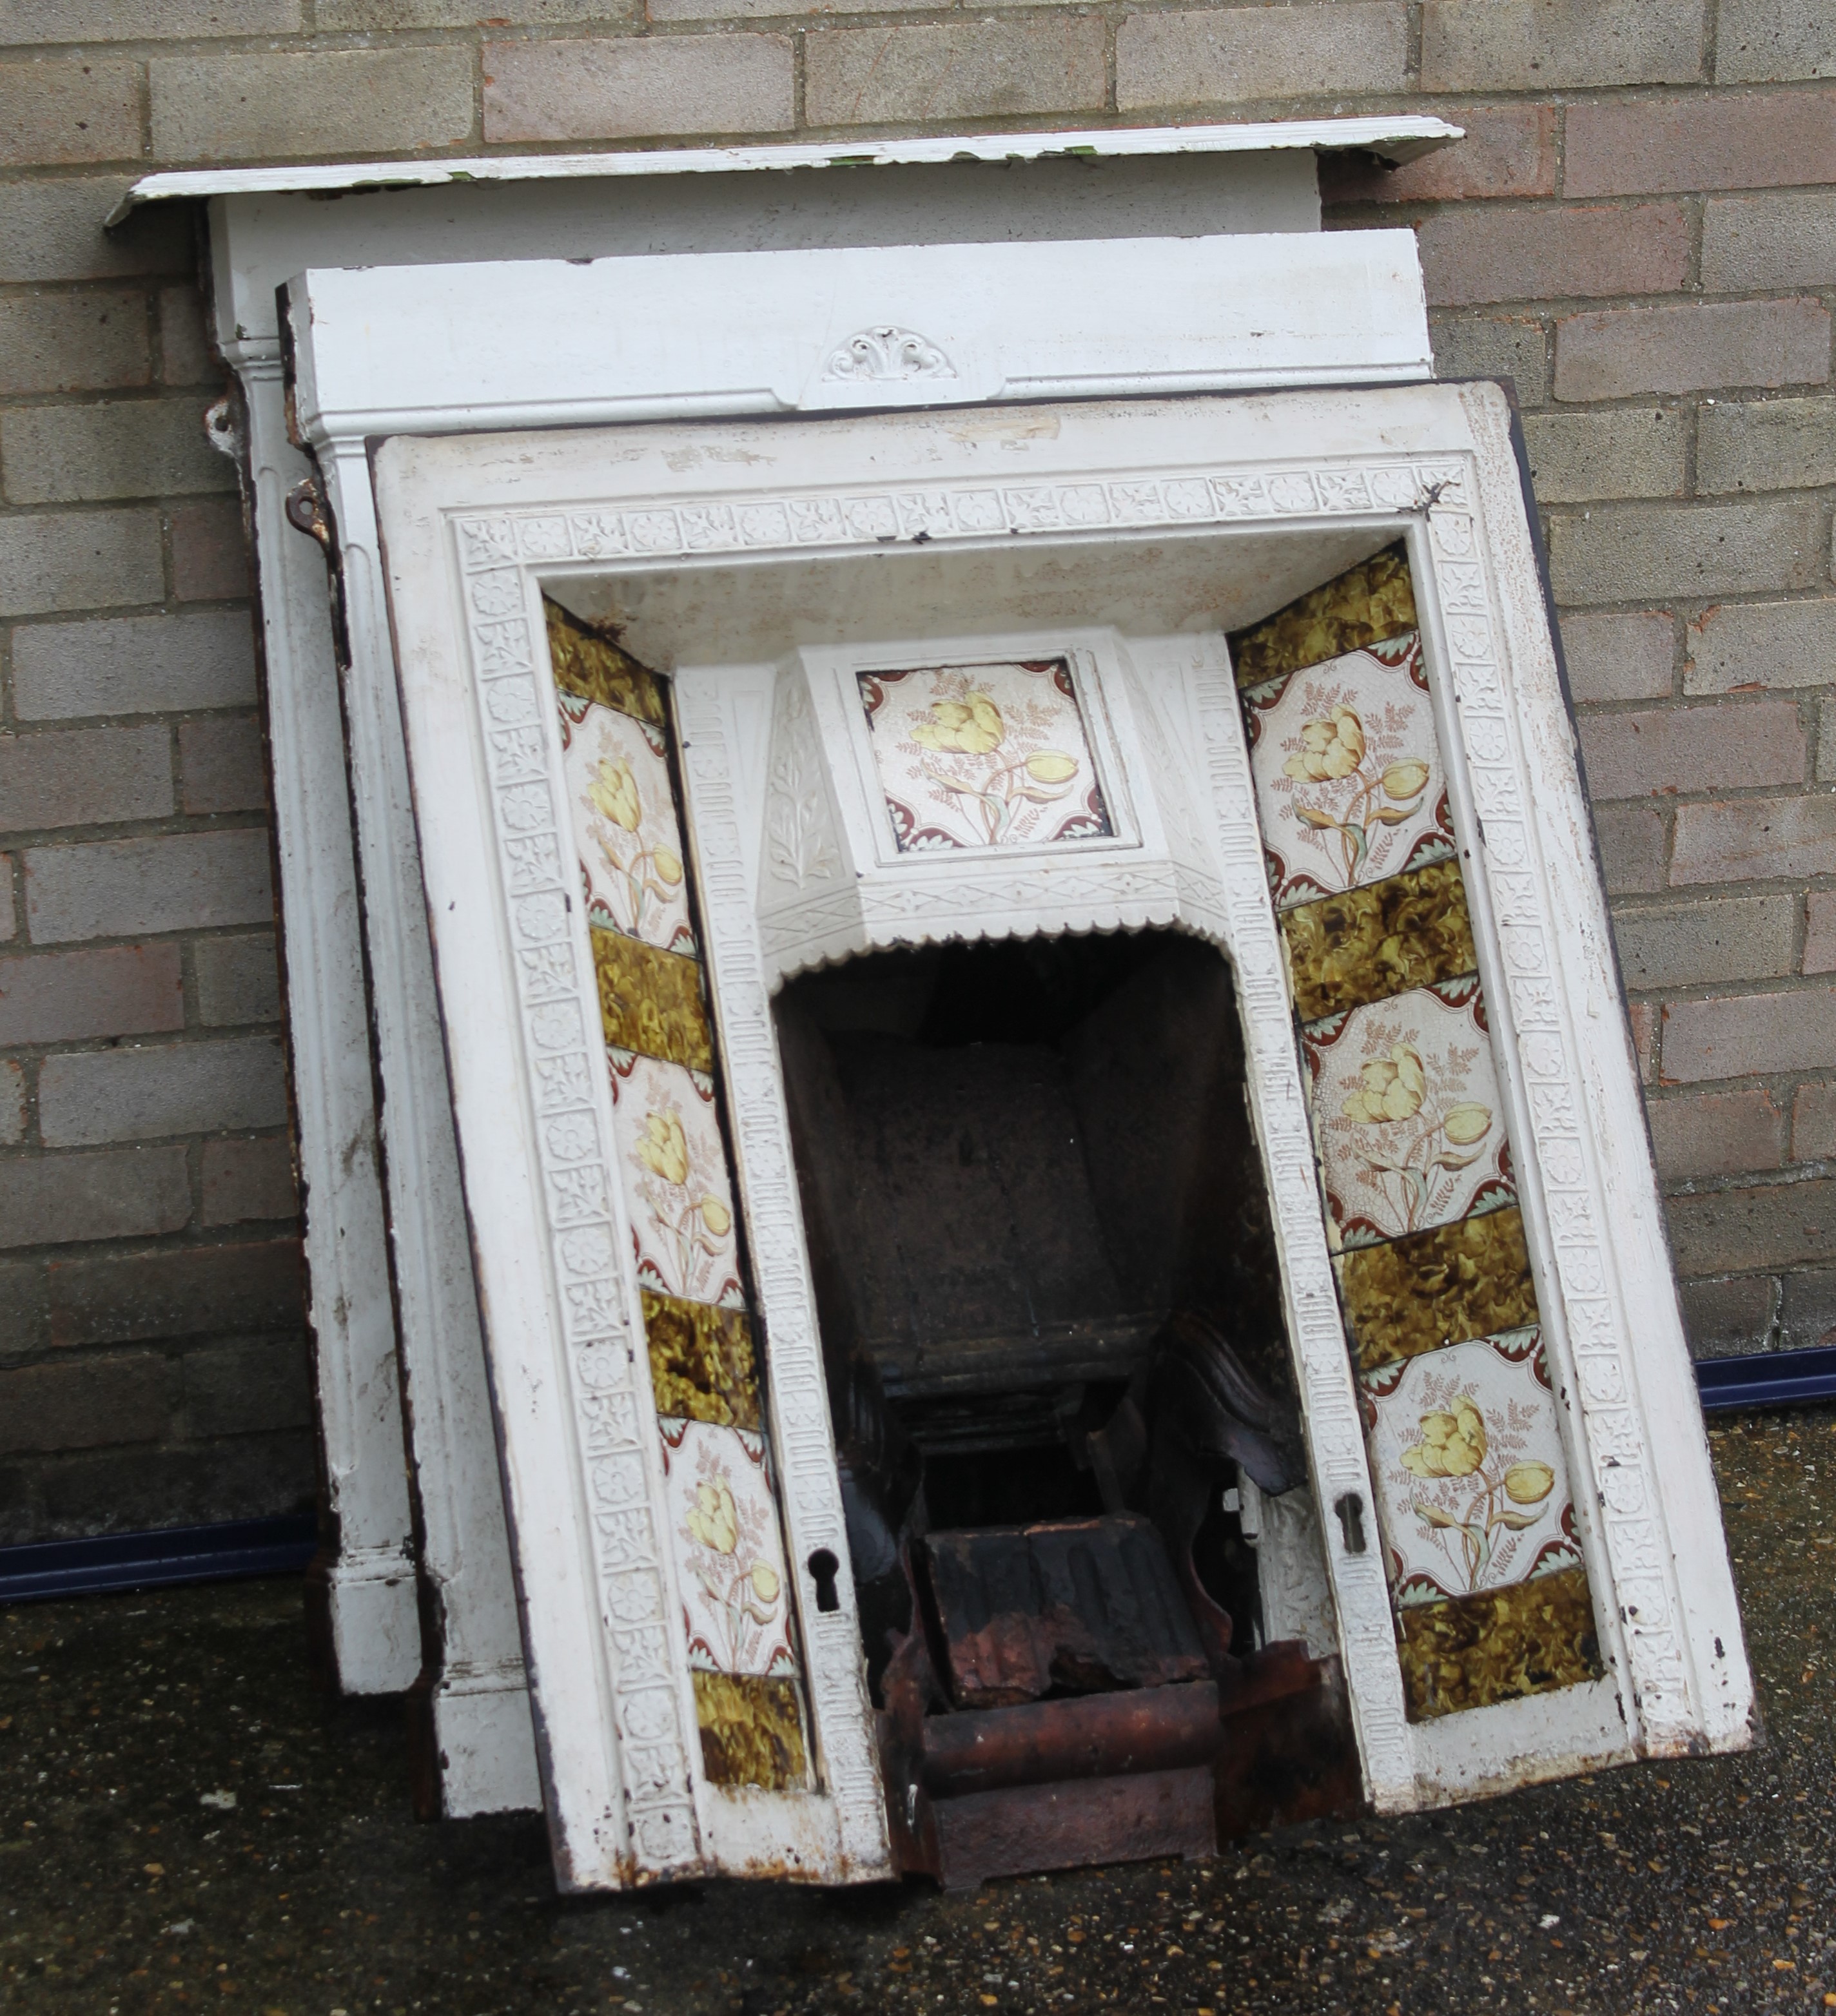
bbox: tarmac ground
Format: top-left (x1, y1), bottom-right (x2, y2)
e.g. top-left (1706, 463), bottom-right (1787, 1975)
top-left (3, 1407), bottom-right (1833, 2016)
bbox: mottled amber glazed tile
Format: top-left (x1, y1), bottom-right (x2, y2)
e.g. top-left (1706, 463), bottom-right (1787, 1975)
top-left (1334, 1206), bottom-right (1539, 1373)
top-left (1396, 1564), bottom-right (1603, 1722)
top-left (544, 598), bottom-right (667, 726)
top-left (643, 1290), bottom-right (761, 1430)
top-left (1282, 858), bottom-right (1478, 1023)
top-left (591, 926), bottom-right (712, 1072)
top-left (692, 1671), bottom-right (809, 1791)
top-left (1230, 541), bottom-right (1418, 688)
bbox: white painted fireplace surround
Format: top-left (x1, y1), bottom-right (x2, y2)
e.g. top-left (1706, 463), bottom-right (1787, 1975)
top-left (127, 122), bottom-right (1753, 1875)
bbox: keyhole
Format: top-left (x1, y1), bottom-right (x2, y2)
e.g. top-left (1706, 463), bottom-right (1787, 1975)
top-left (1333, 1492), bottom-right (1367, 1555)
top-left (808, 1549), bottom-right (841, 1613)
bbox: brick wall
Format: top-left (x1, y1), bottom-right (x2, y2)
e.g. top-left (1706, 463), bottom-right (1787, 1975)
top-left (4, 1), bottom-right (1833, 1540)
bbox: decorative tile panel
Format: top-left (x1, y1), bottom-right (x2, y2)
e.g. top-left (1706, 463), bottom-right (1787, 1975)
top-left (1280, 857), bottom-right (1477, 1024)
top-left (642, 1290), bottom-right (761, 1431)
top-left (1243, 634), bottom-right (1456, 910)
top-left (607, 1049), bottom-right (745, 1310)
top-left (547, 599), bottom-right (667, 726)
top-left (1334, 1207), bottom-right (1539, 1375)
top-left (545, 600), bottom-right (807, 1770)
top-left (692, 1671), bottom-right (808, 1791)
top-left (1231, 540), bottom-right (1417, 688)
top-left (562, 697), bottom-right (696, 956)
top-left (1302, 978), bottom-right (1514, 1249)
top-left (1395, 1564), bottom-right (1601, 1722)
top-left (591, 928), bottom-right (712, 1073)
top-left (1358, 1329), bottom-right (1581, 1609)
top-left (661, 1418), bottom-right (797, 1679)
top-left (857, 657), bottom-right (1113, 853)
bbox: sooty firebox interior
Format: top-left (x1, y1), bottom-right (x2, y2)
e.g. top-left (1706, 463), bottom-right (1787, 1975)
top-left (774, 929), bottom-right (1354, 1881)
top-left (776, 931), bottom-right (1295, 1643)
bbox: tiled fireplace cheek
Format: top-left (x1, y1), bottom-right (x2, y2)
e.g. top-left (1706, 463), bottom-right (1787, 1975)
top-left (1235, 551), bottom-right (1599, 1721)
top-left (549, 604), bottom-right (812, 1794)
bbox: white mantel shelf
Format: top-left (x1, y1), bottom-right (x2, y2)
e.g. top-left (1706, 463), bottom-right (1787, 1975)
top-left (106, 115), bottom-right (1461, 226)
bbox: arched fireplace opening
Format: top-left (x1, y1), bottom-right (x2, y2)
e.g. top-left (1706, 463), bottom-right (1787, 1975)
top-left (776, 928), bottom-right (1304, 1673)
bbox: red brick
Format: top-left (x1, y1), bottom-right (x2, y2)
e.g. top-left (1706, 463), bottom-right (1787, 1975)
top-left (0, 1060), bottom-right (23, 1147)
top-left (0, 942), bottom-right (182, 1046)
top-left (0, 57), bottom-right (144, 171)
top-left (179, 715), bottom-right (266, 815)
top-left (1324, 105), bottom-right (1557, 204)
top-left (180, 1334), bottom-right (311, 1439)
top-left (1648, 1087), bottom-right (1787, 1179)
top-left (1672, 794), bottom-right (1836, 885)
top-left (1668, 1176), bottom-right (1836, 1277)
top-left (0, 723), bottom-right (173, 834)
top-left (1416, 202), bottom-right (1690, 307)
top-left (48, 1236), bottom-right (304, 1346)
top-left (169, 498), bottom-right (250, 601)
top-left (0, 1145), bottom-right (190, 1250)
top-left (1576, 700), bottom-right (1805, 800)
top-left (201, 1136), bottom-right (298, 1226)
top-left (1662, 985), bottom-right (1836, 1083)
top-left (0, 1353), bottom-right (172, 1458)
top-left (1566, 88), bottom-right (1836, 199)
top-left (1806, 891), bottom-right (1836, 974)
top-left (1793, 1081), bottom-right (1836, 1162)
top-left (1560, 610), bottom-right (1673, 704)
top-left (1594, 799), bottom-right (1669, 893)
top-left (1627, 998), bottom-right (1659, 1085)
top-left (1554, 298), bottom-right (1830, 402)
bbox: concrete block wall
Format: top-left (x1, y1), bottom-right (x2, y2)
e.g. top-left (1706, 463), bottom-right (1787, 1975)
top-left (3, 1), bottom-right (1833, 1540)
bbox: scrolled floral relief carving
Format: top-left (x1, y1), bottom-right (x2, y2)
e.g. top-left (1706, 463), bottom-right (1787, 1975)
top-left (821, 325), bottom-right (956, 383)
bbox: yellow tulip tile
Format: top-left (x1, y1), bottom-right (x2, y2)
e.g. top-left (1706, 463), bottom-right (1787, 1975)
top-left (591, 926), bottom-right (712, 1072)
top-left (1334, 1205), bottom-right (1541, 1375)
top-left (1241, 631), bottom-right (1457, 911)
top-left (562, 695), bottom-right (696, 956)
top-left (692, 1671), bottom-right (809, 1791)
top-left (1394, 1564), bottom-right (1603, 1722)
top-left (661, 1417), bottom-right (798, 1679)
top-left (1281, 858), bottom-right (1478, 1024)
top-left (607, 1051), bottom-right (744, 1309)
top-left (857, 657), bottom-right (1113, 853)
top-left (1357, 1328), bottom-right (1582, 1611)
top-left (643, 1289), bottom-right (761, 1431)
top-left (544, 597), bottom-right (668, 728)
top-left (1302, 977), bottom-right (1516, 1248)
top-left (1229, 540), bottom-right (1418, 690)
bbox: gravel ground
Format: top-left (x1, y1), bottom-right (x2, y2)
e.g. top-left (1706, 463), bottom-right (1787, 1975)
top-left (3, 1408), bottom-right (1832, 2016)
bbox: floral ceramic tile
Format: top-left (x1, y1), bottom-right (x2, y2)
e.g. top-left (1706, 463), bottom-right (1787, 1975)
top-left (1243, 633), bottom-right (1456, 910)
top-left (643, 1289), bottom-right (761, 1431)
top-left (692, 1671), bottom-right (808, 1790)
top-left (607, 1050), bottom-right (744, 1308)
top-left (1359, 1329), bottom-right (1582, 1611)
top-left (1280, 857), bottom-right (1477, 1024)
top-left (1230, 541), bottom-right (1418, 689)
top-left (562, 697), bottom-right (696, 955)
top-left (858, 657), bottom-right (1113, 853)
top-left (1395, 1564), bottom-right (1601, 1723)
top-left (591, 926), bottom-right (711, 1072)
top-left (1303, 977), bottom-right (1514, 1248)
top-left (1334, 1205), bottom-right (1539, 1375)
top-left (545, 598), bottom-right (667, 727)
top-left (661, 1418), bottom-right (797, 1678)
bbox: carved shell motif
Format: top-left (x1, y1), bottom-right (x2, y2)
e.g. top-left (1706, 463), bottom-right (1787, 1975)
top-left (821, 325), bottom-right (957, 383)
